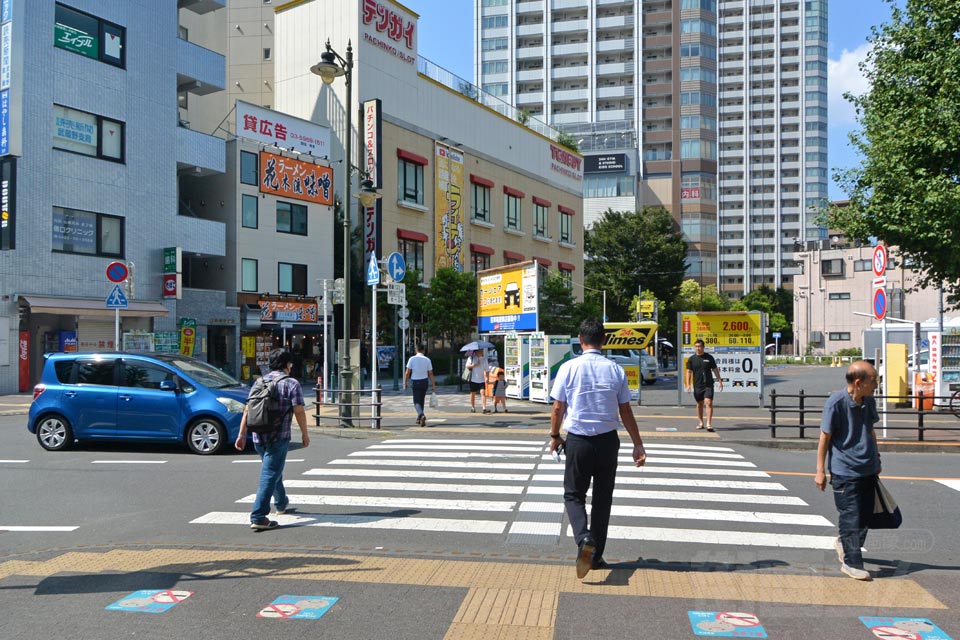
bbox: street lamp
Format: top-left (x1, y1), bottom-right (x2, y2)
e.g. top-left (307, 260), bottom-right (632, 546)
top-left (311, 40), bottom-right (381, 421)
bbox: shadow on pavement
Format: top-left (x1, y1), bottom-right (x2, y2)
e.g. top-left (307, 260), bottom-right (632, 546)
top-left (583, 557), bottom-right (790, 586)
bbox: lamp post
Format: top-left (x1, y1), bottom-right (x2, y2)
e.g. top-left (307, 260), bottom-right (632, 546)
top-left (311, 40), bottom-right (381, 422)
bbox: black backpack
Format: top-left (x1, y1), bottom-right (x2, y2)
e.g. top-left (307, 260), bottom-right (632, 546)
top-left (246, 374), bottom-right (290, 434)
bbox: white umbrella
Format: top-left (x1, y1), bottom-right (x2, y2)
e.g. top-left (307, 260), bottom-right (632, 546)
top-left (460, 340), bottom-right (495, 352)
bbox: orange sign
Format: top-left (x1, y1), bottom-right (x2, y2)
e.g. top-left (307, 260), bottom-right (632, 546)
top-left (258, 151), bottom-right (334, 206)
top-left (258, 300), bottom-right (318, 323)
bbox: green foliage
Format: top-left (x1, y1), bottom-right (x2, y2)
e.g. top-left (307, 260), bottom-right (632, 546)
top-left (538, 272), bottom-right (578, 335)
top-left (517, 108), bottom-right (531, 125)
top-left (675, 279), bottom-right (728, 313)
top-left (837, 347), bottom-right (863, 357)
top-left (584, 207), bottom-right (688, 323)
top-left (556, 132), bottom-right (579, 152)
top-left (423, 268), bottom-right (477, 345)
top-left (832, 0), bottom-right (960, 306)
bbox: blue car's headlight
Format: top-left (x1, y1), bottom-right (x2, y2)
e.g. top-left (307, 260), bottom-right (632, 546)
top-left (217, 397), bottom-right (246, 413)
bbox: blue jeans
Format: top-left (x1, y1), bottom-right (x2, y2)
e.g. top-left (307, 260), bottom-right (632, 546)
top-left (831, 473), bottom-right (877, 569)
top-left (251, 438), bottom-right (290, 522)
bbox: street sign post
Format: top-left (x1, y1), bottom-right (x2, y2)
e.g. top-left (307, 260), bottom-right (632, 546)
top-left (873, 244), bottom-right (888, 277)
top-left (106, 261), bottom-right (128, 283)
top-left (874, 287), bottom-right (887, 321)
top-left (386, 252), bottom-right (406, 283)
top-left (106, 283), bottom-right (128, 350)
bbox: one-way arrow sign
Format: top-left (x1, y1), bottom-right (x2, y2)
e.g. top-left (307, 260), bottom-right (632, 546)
top-left (106, 284), bottom-right (129, 309)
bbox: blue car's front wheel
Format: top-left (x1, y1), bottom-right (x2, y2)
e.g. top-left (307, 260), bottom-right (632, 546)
top-left (185, 418), bottom-right (226, 455)
top-left (36, 414), bottom-right (73, 451)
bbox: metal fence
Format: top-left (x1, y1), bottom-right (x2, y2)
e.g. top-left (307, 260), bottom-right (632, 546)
top-left (312, 386), bottom-right (382, 430)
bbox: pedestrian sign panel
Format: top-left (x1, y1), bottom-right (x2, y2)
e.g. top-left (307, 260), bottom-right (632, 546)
top-left (386, 251), bottom-right (406, 282)
top-left (257, 595), bottom-right (339, 620)
top-left (106, 590), bottom-right (193, 614)
top-left (366, 254), bottom-right (380, 285)
top-left (106, 284), bottom-right (129, 309)
top-left (860, 617), bottom-right (953, 640)
top-left (688, 611), bottom-right (767, 637)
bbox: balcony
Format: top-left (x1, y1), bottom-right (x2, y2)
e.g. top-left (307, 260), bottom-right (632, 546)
top-left (643, 129), bottom-right (673, 144)
top-left (643, 82), bottom-right (672, 96)
top-left (597, 85), bottom-right (634, 99)
top-left (551, 42), bottom-right (589, 56)
top-left (517, 1), bottom-right (545, 13)
top-left (517, 69), bottom-right (544, 82)
top-left (517, 45), bottom-right (545, 59)
top-left (551, 0), bottom-right (588, 8)
top-left (643, 34), bottom-right (671, 48)
top-left (177, 126), bottom-right (225, 176)
top-left (517, 91), bottom-right (545, 105)
top-left (177, 38), bottom-right (225, 95)
top-left (174, 214), bottom-right (226, 257)
top-left (517, 23), bottom-right (545, 37)
top-left (597, 108), bottom-right (630, 121)
top-left (178, 0), bottom-right (224, 14)
top-left (550, 112), bottom-right (591, 125)
top-left (596, 61), bottom-right (634, 76)
top-left (552, 19), bottom-right (589, 33)
top-left (552, 65), bottom-right (588, 79)
top-left (644, 106), bottom-right (673, 119)
top-left (597, 15), bottom-right (635, 29)
top-left (597, 38), bottom-right (635, 52)
top-left (552, 87), bottom-right (590, 102)
top-left (643, 10), bottom-right (672, 26)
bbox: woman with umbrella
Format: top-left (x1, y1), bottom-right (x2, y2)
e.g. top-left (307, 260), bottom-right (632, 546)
top-left (462, 340), bottom-right (494, 414)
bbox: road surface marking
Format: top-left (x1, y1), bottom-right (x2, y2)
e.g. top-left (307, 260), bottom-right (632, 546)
top-left (368, 444), bottom-right (545, 452)
top-left (191, 511), bottom-right (505, 534)
top-left (0, 525), bottom-right (79, 532)
top-left (349, 451), bottom-right (542, 459)
top-left (305, 468), bottom-right (531, 481)
top-left (284, 479), bottom-right (525, 494)
top-left (524, 502), bottom-right (832, 526)
top-left (236, 493), bottom-right (517, 512)
top-left (525, 485), bottom-right (806, 505)
top-left (0, 460), bottom-right (28, 463)
top-left (935, 479), bottom-right (960, 492)
top-left (531, 474), bottom-right (786, 490)
top-left (597, 525), bottom-right (837, 549)
top-left (91, 460), bottom-right (167, 464)
top-left (330, 458), bottom-right (535, 470)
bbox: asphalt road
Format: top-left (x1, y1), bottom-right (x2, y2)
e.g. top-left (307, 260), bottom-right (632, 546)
top-left (3, 365), bottom-right (960, 639)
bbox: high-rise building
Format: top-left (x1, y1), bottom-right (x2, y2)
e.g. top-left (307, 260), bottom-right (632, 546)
top-left (475, 0), bottom-right (829, 294)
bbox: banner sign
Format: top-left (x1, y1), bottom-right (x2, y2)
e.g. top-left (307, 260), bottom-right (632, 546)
top-left (18, 329), bottom-right (28, 392)
top-left (477, 261), bottom-right (538, 333)
top-left (258, 300), bottom-right (318, 323)
top-left (435, 142), bottom-right (464, 272)
top-left (678, 311), bottom-right (764, 393)
top-left (602, 323), bottom-right (659, 350)
top-left (361, 0), bottom-right (417, 66)
top-left (362, 99), bottom-right (381, 188)
top-left (163, 247), bottom-right (181, 274)
top-left (584, 153), bottom-right (626, 174)
top-left (258, 151), bottom-right (333, 206)
top-left (0, 155), bottom-right (14, 250)
top-left (236, 100), bottom-right (331, 157)
top-left (178, 318), bottom-right (197, 357)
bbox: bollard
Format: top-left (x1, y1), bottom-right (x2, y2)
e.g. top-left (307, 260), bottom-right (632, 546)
top-left (798, 389), bottom-right (806, 438)
top-left (769, 388), bottom-right (777, 438)
top-left (918, 390), bottom-right (925, 442)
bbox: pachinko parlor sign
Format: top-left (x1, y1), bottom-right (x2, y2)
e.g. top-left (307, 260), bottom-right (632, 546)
top-left (361, 0), bottom-right (417, 65)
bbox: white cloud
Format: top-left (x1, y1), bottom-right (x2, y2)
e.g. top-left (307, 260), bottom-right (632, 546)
top-left (828, 43), bottom-right (872, 126)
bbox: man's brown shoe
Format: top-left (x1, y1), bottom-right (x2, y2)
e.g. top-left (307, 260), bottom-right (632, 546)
top-left (576, 538), bottom-right (596, 579)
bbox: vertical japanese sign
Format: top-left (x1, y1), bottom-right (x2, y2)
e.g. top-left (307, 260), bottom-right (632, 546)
top-left (0, 156), bottom-right (14, 250)
top-left (435, 142), bottom-right (464, 272)
top-left (163, 247), bottom-right (181, 300)
top-left (362, 100), bottom-right (382, 269)
top-left (178, 318), bottom-right (197, 357)
top-left (0, 0), bottom-right (12, 157)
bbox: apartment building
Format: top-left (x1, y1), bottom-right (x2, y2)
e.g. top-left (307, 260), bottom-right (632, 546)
top-left (475, 0), bottom-right (830, 294)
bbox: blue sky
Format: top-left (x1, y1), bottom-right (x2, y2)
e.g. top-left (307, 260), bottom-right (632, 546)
top-left (407, 0), bottom-right (896, 201)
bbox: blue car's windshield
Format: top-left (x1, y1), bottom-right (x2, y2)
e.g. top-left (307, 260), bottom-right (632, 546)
top-left (157, 356), bottom-right (242, 389)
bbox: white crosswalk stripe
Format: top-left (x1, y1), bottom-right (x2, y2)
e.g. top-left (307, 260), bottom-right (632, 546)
top-left (191, 437), bottom-right (837, 550)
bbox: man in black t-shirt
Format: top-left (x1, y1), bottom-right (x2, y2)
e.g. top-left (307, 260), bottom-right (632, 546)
top-left (684, 339), bottom-right (723, 431)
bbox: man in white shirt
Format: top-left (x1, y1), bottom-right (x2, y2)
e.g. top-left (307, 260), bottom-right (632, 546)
top-left (549, 318), bottom-right (647, 579)
top-left (403, 343), bottom-right (436, 426)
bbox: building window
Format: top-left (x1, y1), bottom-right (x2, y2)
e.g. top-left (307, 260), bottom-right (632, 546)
top-left (680, 91), bottom-right (716, 107)
top-left (534, 203), bottom-right (548, 237)
top-left (853, 259), bottom-right (871, 272)
top-left (505, 194), bottom-right (521, 231)
top-left (559, 267), bottom-right (573, 288)
top-left (680, 139), bottom-right (717, 160)
top-left (560, 211), bottom-right (573, 243)
top-left (241, 258), bottom-right (258, 292)
top-left (481, 15), bottom-right (509, 28)
top-left (278, 262), bottom-right (307, 295)
top-left (482, 61), bottom-right (508, 74)
top-left (242, 194), bottom-right (258, 229)
top-left (482, 83), bottom-right (509, 96)
top-left (472, 183), bottom-right (491, 222)
top-left (398, 158), bottom-right (424, 205)
top-left (471, 251), bottom-right (491, 274)
top-left (829, 332), bottom-right (852, 341)
top-left (679, 114), bottom-right (717, 130)
top-left (240, 151), bottom-right (258, 186)
top-left (481, 37), bottom-right (508, 51)
top-left (679, 66), bottom-right (718, 83)
top-left (54, 3), bottom-right (125, 67)
top-left (51, 206), bottom-right (124, 257)
top-left (680, 42), bottom-right (716, 60)
top-left (680, 19), bottom-right (717, 37)
top-left (263, 47), bottom-right (272, 60)
top-left (399, 238), bottom-right (425, 282)
top-left (53, 105), bottom-right (124, 162)
top-left (828, 292), bottom-right (851, 300)
top-left (276, 201), bottom-right (307, 236)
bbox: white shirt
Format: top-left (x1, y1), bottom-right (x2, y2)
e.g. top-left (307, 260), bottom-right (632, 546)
top-left (550, 349), bottom-right (630, 437)
top-left (405, 353), bottom-right (432, 380)
top-left (467, 354), bottom-right (487, 384)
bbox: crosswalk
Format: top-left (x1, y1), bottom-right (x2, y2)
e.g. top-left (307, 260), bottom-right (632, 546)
top-left (191, 437), bottom-right (839, 551)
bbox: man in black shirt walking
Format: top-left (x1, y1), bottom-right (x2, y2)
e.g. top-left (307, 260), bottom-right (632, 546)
top-left (684, 339), bottom-right (723, 431)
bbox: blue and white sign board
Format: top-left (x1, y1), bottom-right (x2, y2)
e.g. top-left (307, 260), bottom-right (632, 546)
top-left (366, 254), bottom-right (380, 285)
top-left (274, 310), bottom-right (298, 322)
top-left (106, 590), bottom-right (193, 614)
top-left (386, 251), bottom-right (406, 282)
top-left (874, 287), bottom-right (887, 321)
top-left (257, 595), bottom-right (339, 620)
top-left (688, 611), bottom-right (767, 637)
top-left (860, 617), bottom-right (953, 640)
top-left (772, 332), bottom-right (781, 339)
top-left (106, 284), bottom-right (128, 309)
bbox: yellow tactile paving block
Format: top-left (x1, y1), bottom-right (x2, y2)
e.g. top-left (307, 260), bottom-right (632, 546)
top-left (445, 588), bottom-right (558, 640)
top-left (0, 548), bottom-right (944, 611)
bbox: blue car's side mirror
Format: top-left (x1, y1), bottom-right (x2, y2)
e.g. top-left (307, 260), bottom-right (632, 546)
top-left (159, 380), bottom-right (177, 392)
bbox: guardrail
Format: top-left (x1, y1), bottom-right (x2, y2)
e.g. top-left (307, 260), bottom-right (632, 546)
top-left (312, 386), bottom-right (382, 430)
top-left (768, 389), bottom-right (959, 441)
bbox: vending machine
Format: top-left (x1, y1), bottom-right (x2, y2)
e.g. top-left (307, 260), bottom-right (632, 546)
top-left (504, 332), bottom-right (530, 399)
top-left (528, 333), bottom-right (572, 403)
top-left (931, 331), bottom-right (960, 404)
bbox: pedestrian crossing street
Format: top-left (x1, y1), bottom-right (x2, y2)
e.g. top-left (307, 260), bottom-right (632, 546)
top-left (191, 437), bottom-right (840, 550)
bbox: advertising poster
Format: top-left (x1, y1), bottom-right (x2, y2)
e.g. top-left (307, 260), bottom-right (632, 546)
top-left (434, 142), bottom-right (464, 272)
top-left (258, 300), bottom-right (318, 323)
top-left (258, 151), bottom-right (333, 206)
top-left (678, 311), bottom-right (765, 396)
top-left (477, 261), bottom-right (538, 333)
top-left (178, 318), bottom-right (197, 357)
top-left (236, 100), bottom-right (330, 157)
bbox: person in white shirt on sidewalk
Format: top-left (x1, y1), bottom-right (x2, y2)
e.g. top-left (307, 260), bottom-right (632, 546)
top-left (403, 343), bottom-right (436, 427)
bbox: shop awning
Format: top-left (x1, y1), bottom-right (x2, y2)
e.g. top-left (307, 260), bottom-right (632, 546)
top-left (20, 295), bottom-right (169, 318)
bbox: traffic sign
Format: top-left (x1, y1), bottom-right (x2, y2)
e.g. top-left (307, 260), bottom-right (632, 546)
top-left (873, 277), bottom-right (887, 289)
top-left (873, 245), bottom-right (888, 277)
top-left (106, 284), bottom-right (129, 309)
top-left (772, 332), bottom-right (781, 339)
top-left (106, 261), bottom-right (128, 283)
top-left (398, 318), bottom-right (410, 330)
top-left (386, 252), bottom-right (406, 282)
top-left (398, 306), bottom-right (410, 318)
top-left (366, 254), bottom-right (380, 285)
top-left (874, 287), bottom-right (887, 320)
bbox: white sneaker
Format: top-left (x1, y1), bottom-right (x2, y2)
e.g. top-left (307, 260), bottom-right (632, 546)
top-left (834, 537), bottom-right (844, 564)
top-left (840, 563), bottom-right (871, 580)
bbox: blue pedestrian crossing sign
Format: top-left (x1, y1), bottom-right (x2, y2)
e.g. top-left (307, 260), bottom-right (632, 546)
top-left (106, 284), bottom-right (129, 309)
top-left (386, 252), bottom-right (406, 282)
top-left (366, 254), bottom-right (380, 285)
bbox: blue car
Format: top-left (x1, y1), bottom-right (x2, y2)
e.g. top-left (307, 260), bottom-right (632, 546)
top-left (28, 352), bottom-right (249, 455)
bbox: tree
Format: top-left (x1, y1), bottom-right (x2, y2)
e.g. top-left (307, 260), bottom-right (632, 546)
top-left (831, 0), bottom-right (960, 305)
top-left (556, 132), bottom-right (579, 152)
top-left (584, 207), bottom-right (688, 322)
top-left (675, 279), bottom-right (728, 314)
top-left (538, 272), bottom-right (578, 335)
top-left (423, 267), bottom-right (477, 347)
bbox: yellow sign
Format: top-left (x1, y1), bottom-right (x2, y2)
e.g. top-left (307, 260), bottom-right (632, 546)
top-left (477, 262), bottom-right (538, 332)
top-left (602, 322), bottom-right (659, 350)
top-left (637, 300), bottom-right (656, 320)
top-left (241, 336), bottom-right (256, 359)
top-left (621, 365), bottom-right (640, 390)
top-left (435, 143), bottom-right (464, 271)
top-left (679, 312), bottom-right (763, 349)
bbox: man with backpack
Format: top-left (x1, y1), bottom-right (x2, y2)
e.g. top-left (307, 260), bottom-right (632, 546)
top-left (234, 349), bottom-right (310, 530)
